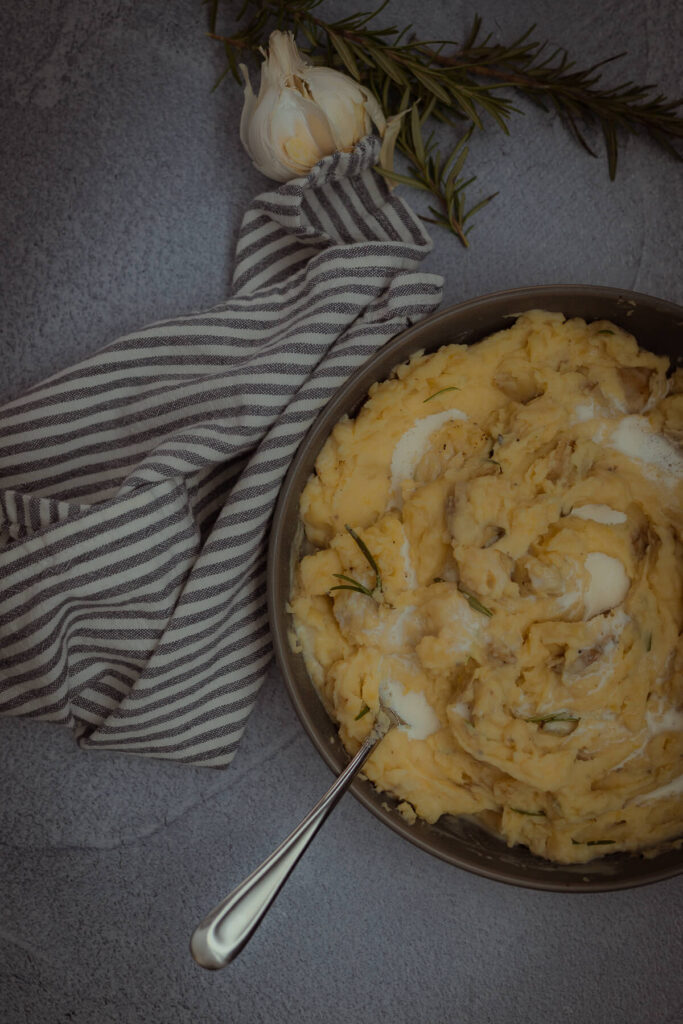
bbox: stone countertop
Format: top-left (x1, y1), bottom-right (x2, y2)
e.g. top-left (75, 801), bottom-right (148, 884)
top-left (1, 2), bottom-right (681, 1022)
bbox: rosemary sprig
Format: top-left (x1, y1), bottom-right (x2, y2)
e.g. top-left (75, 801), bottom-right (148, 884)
top-left (422, 15), bottom-right (683, 180)
top-left (375, 112), bottom-right (496, 246)
top-left (329, 523), bottom-right (383, 598)
top-left (206, 1), bottom-right (682, 241)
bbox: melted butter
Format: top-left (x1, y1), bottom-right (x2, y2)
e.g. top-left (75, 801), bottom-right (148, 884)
top-left (390, 409), bottom-right (467, 504)
top-left (380, 678), bottom-right (441, 740)
top-left (573, 504), bottom-right (627, 525)
top-left (604, 416), bottom-right (683, 479)
top-left (583, 553), bottom-right (630, 619)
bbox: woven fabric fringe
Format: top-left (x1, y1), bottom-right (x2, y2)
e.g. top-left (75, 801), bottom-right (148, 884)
top-left (0, 138), bottom-right (443, 766)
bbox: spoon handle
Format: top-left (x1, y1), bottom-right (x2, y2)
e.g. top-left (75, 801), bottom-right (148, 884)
top-left (190, 726), bottom-right (384, 969)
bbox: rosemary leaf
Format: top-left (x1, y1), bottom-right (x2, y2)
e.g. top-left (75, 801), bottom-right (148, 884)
top-left (462, 190), bottom-right (499, 224)
top-left (328, 30), bottom-right (361, 81)
top-left (355, 702), bottom-right (371, 720)
top-left (374, 167), bottom-right (432, 191)
top-left (510, 807), bottom-right (547, 816)
top-left (525, 711), bottom-right (580, 724)
top-left (345, 524), bottom-right (382, 594)
top-left (372, 45), bottom-right (409, 86)
top-left (423, 385), bottom-right (461, 402)
top-left (211, 62), bottom-right (235, 92)
top-left (410, 103), bottom-right (425, 163)
top-left (571, 838), bottom-right (617, 846)
top-left (329, 584), bottom-right (372, 595)
top-left (207, 0), bottom-right (219, 34)
top-left (330, 573), bottom-right (374, 597)
top-left (458, 585), bottom-right (493, 617)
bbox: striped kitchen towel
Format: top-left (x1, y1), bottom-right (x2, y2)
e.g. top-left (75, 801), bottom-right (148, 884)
top-left (0, 136), bottom-right (442, 767)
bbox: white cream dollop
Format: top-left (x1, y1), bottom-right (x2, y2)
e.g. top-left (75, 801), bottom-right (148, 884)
top-left (583, 553), bottom-right (630, 619)
top-left (390, 409), bottom-right (467, 505)
top-left (573, 504), bottom-right (627, 525)
top-left (381, 678), bottom-right (441, 740)
top-left (603, 416), bottom-right (683, 479)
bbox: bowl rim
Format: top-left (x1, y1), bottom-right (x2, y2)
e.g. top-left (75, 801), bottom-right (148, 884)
top-left (267, 283), bottom-right (683, 892)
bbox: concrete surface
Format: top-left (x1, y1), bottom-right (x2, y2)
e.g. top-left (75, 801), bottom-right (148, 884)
top-left (1, 1), bottom-right (681, 1022)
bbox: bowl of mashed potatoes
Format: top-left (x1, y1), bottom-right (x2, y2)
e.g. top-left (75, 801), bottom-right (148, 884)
top-left (268, 285), bottom-right (683, 890)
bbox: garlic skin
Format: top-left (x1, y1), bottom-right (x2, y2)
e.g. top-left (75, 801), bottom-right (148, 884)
top-left (240, 31), bottom-right (386, 182)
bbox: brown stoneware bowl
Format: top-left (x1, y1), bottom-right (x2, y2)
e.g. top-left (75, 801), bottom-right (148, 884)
top-left (267, 285), bottom-right (683, 892)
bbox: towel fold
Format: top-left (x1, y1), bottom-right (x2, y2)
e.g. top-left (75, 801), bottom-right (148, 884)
top-left (0, 137), bottom-right (442, 766)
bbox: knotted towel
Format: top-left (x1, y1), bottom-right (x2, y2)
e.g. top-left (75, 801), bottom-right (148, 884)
top-left (0, 138), bottom-right (442, 766)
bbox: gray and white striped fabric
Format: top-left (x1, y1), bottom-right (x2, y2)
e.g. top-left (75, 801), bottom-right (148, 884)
top-left (0, 137), bottom-right (442, 767)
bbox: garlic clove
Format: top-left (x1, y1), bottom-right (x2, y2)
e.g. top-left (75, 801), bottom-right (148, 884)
top-left (266, 28), bottom-right (306, 82)
top-left (239, 64), bottom-right (291, 182)
top-left (269, 89), bottom-right (337, 175)
top-left (304, 67), bottom-right (385, 151)
top-left (239, 66), bottom-right (264, 164)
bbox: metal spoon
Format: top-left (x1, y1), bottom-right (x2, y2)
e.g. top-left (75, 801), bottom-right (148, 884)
top-left (190, 703), bottom-right (401, 969)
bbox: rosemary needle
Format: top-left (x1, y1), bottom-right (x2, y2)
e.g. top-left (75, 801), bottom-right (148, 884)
top-left (457, 585), bottom-right (493, 617)
top-left (423, 386), bottom-right (461, 402)
top-left (571, 838), bottom-right (616, 846)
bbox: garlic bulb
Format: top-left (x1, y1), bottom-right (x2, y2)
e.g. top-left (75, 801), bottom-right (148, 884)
top-left (240, 31), bottom-right (386, 182)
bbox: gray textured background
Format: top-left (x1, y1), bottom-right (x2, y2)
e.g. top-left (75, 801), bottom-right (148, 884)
top-left (1, 2), bottom-right (682, 1022)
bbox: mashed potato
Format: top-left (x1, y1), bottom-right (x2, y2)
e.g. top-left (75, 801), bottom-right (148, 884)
top-left (290, 310), bottom-right (683, 864)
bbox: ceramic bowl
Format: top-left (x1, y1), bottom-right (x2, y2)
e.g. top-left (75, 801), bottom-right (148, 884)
top-left (267, 285), bottom-right (683, 892)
